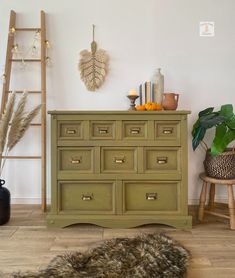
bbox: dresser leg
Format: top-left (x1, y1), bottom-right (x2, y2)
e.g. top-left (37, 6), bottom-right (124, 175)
top-left (198, 181), bottom-right (208, 222)
top-left (208, 183), bottom-right (215, 211)
top-left (227, 185), bottom-right (235, 230)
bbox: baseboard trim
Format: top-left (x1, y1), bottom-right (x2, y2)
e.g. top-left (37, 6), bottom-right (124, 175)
top-left (11, 198), bottom-right (50, 204)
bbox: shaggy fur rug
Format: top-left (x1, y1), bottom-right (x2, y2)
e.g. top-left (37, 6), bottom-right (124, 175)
top-left (13, 233), bottom-right (190, 278)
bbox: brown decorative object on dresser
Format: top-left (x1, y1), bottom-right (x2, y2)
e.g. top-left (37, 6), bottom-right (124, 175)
top-left (47, 110), bottom-right (192, 229)
top-left (162, 93), bottom-right (179, 110)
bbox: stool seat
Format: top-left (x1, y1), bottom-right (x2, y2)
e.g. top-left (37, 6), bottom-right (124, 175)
top-left (198, 172), bottom-right (235, 229)
top-left (199, 172), bottom-right (235, 185)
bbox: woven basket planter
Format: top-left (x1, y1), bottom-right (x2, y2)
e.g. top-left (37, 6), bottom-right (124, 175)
top-left (204, 148), bottom-right (235, 179)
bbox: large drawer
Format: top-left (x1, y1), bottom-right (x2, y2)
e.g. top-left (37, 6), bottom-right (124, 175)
top-left (58, 121), bottom-right (84, 140)
top-left (123, 181), bottom-right (179, 213)
top-left (58, 147), bottom-right (94, 172)
top-left (58, 181), bottom-right (115, 213)
top-left (101, 147), bottom-right (137, 173)
top-left (143, 147), bottom-right (180, 173)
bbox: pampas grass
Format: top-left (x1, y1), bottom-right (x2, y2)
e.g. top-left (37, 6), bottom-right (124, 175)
top-left (0, 91), bottom-right (41, 175)
top-left (0, 92), bottom-right (16, 154)
top-left (7, 90), bottom-right (28, 151)
top-left (8, 104), bottom-right (41, 151)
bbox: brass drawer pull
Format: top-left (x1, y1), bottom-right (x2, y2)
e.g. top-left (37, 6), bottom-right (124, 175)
top-left (157, 157), bottom-right (168, 164)
top-left (99, 128), bottom-right (108, 134)
top-left (114, 157), bottom-right (125, 164)
top-left (71, 157), bottom-right (82, 164)
top-left (163, 128), bottom-right (173, 134)
top-left (146, 193), bottom-right (157, 200)
top-left (66, 129), bottom-right (76, 134)
top-left (81, 194), bottom-right (93, 201)
top-left (130, 128), bottom-right (140, 134)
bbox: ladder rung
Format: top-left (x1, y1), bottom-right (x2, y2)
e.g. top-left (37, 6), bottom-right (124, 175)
top-left (30, 123), bottom-right (41, 126)
top-left (10, 59), bottom-right (41, 62)
top-left (9, 123), bottom-right (41, 126)
top-left (8, 90), bottom-right (41, 94)
top-left (15, 28), bottom-right (41, 31)
top-left (0, 156), bottom-right (42, 159)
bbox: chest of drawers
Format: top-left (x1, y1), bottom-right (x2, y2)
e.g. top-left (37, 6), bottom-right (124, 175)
top-left (47, 111), bottom-right (192, 228)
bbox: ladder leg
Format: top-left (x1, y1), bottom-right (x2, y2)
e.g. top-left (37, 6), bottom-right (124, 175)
top-left (40, 10), bottom-right (47, 212)
top-left (1, 10), bottom-right (16, 115)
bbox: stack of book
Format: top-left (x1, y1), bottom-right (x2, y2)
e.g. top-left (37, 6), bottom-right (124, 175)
top-left (139, 81), bottom-right (154, 105)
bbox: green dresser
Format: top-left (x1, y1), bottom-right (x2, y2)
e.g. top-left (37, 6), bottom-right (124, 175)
top-left (47, 111), bottom-right (192, 228)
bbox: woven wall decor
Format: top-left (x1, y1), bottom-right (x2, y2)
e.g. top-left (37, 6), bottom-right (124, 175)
top-left (79, 25), bottom-right (109, 91)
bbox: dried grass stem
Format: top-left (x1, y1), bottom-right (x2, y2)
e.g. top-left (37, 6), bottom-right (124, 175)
top-left (0, 91), bottom-right (41, 176)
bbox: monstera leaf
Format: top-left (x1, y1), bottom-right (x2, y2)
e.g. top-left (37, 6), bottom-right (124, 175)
top-left (192, 112), bottom-right (225, 151)
top-left (79, 40), bottom-right (109, 91)
top-left (192, 104), bottom-right (235, 156)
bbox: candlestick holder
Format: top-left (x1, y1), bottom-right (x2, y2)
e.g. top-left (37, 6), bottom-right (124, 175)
top-left (127, 95), bottom-right (139, 111)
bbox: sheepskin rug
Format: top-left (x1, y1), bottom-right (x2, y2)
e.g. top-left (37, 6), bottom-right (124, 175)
top-left (13, 233), bottom-right (190, 278)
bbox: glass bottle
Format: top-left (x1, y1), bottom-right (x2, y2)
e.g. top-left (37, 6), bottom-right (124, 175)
top-left (152, 68), bottom-right (164, 104)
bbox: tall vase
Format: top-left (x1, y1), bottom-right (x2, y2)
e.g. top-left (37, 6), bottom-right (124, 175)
top-left (152, 68), bottom-right (164, 104)
top-left (0, 179), bottom-right (10, 225)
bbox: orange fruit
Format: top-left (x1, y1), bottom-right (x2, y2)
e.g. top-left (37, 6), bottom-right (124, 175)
top-left (136, 105), bottom-right (146, 111)
top-left (145, 102), bottom-right (155, 111)
top-left (153, 103), bottom-right (163, 111)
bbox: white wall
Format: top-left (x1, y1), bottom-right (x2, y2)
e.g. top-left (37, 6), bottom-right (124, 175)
top-left (0, 0), bottom-right (234, 204)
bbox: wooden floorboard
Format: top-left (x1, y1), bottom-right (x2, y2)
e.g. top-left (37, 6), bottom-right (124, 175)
top-left (0, 205), bottom-right (234, 277)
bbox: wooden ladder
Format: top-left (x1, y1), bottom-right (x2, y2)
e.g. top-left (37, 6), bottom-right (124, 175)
top-left (0, 10), bottom-right (47, 211)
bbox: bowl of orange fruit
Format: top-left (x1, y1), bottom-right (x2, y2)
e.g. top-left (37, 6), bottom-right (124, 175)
top-left (136, 102), bottom-right (163, 111)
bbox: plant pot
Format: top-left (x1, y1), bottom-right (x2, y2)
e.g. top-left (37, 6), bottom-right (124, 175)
top-left (0, 179), bottom-right (10, 225)
top-left (204, 148), bottom-right (235, 179)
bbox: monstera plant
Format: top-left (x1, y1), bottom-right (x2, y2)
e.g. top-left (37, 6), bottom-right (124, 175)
top-left (192, 104), bottom-right (235, 156)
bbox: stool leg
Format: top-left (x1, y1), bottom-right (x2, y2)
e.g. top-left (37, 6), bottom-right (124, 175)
top-left (198, 181), bottom-right (208, 222)
top-left (227, 185), bottom-right (235, 230)
top-left (208, 183), bottom-right (215, 211)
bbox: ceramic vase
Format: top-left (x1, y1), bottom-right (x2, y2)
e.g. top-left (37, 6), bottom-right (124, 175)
top-left (152, 68), bottom-right (164, 104)
top-left (162, 93), bottom-right (179, 110)
top-left (0, 179), bottom-right (10, 225)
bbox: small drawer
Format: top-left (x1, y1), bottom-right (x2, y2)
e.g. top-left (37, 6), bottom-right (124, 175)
top-left (155, 121), bottom-right (180, 142)
top-left (101, 147), bottom-right (137, 173)
top-left (90, 121), bottom-right (115, 139)
top-left (58, 147), bottom-right (93, 172)
top-left (144, 147), bottom-right (180, 173)
top-left (122, 121), bottom-right (147, 140)
top-left (58, 181), bottom-right (115, 212)
top-left (124, 181), bottom-right (178, 212)
top-left (58, 121), bottom-right (83, 140)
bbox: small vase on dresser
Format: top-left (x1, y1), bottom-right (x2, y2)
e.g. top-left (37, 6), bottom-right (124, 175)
top-left (47, 110), bottom-right (192, 229)
top-left (162, 93), bottom-right (179, 110)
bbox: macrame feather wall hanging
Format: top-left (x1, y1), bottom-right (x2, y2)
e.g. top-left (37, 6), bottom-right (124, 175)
top-left (79, 25), bottom-right (109, 91)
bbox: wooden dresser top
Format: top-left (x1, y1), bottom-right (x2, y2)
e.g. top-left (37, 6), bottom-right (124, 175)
top-left (48, 110), bottom-right (191, 115)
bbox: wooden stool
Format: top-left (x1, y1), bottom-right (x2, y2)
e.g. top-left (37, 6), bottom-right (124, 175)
top-left (198, 173), bottom-right (235, 229)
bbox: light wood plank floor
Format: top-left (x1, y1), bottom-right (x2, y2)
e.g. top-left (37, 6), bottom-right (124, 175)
top-left (0, 205), bottom-right (235, 278)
